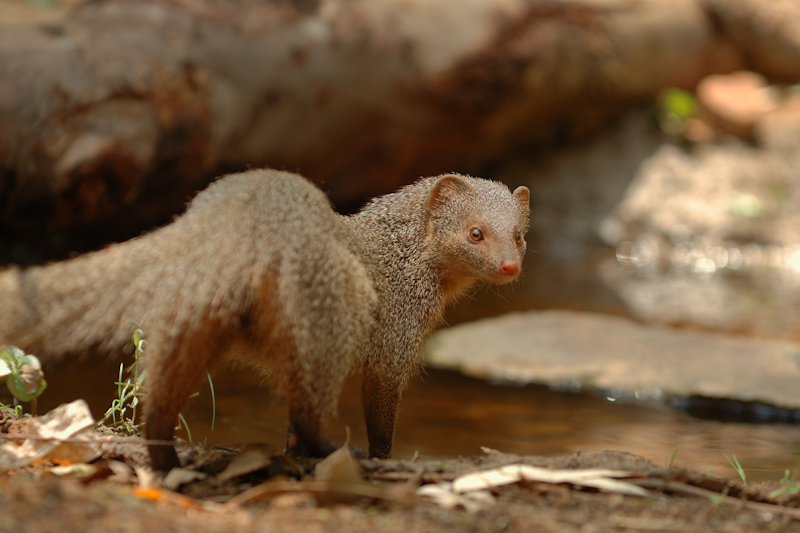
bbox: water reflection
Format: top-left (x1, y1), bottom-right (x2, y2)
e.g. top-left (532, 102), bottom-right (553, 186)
top-left (603, 235), bottom-right (800, 337)
top-left (615, 237), bottom-right (800, 277)
top-left (195, 368), bottom-right (800, 483)
top-left (32, 361), bottom-right (800, 483)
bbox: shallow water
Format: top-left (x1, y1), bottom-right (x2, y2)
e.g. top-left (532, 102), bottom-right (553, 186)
top-left (32, 360), bottom-right (800, 483)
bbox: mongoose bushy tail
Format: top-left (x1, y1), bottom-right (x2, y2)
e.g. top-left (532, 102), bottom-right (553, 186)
top-left (0, 169), bottom-right (529, 470)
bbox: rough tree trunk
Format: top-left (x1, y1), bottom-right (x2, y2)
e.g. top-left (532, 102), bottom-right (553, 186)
top-left (0, 0), bottom-right (798, 258)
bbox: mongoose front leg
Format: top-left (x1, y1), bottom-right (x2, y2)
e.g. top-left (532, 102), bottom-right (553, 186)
top-left (361, 365), bottom-right (403, 458)
top-left (283, 356), bottom-right (347, 458)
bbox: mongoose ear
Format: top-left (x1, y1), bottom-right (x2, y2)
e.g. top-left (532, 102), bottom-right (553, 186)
top-left (425, 174), bottom-right (473, 214)
top-left (512, 186), bottom-right (530, 209)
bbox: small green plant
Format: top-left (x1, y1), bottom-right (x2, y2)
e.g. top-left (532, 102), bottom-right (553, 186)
top-left (97, 329), bottom-right (147, 435)
top-left (0, 402), bottom-right (25, 418)
top-left (709, 491), bottom-right (727, 505)
top-left (207, 372), bottom-right (216, 432)
top-left (657, 87), bottom-right (698, 137)
top-left (176, 372), bottom-right (216, 446)
top-left (0, 345), bottom-right (47, 415)
top-left (97, 329), bottom-right (218, 446)
top-left (178, 413), bottom-right (193, 443)
top-left (769, 470), bottom-right (800, 498)
top-left (665, 449), bottom-right (678, 468)
top-left (725, 453), bottom-right (746, 483)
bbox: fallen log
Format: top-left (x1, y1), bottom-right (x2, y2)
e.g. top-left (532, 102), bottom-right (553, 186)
top-left (0, 0), bottom-right (780, 257)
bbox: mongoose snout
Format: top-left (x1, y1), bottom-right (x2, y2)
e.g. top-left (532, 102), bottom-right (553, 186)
top-left (498, 259), bottom-right (520, 279)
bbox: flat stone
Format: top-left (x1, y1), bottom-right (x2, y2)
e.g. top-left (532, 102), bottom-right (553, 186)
top-left (425, 310), bottom-right (800, 408)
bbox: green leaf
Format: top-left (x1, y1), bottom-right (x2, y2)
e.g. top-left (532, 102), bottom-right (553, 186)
top-left (8, 370), bottom-right (47, 402)
top-left (18, 354), bottom-right (42, 370)
top-left (660, 88), bottom-right (697, 121)
top-left (0, 358), bottom-right (10, 380)
top-left (0, 348), bottom-right (47, 402)
top-left (0, 345), bottom-right (25, 369)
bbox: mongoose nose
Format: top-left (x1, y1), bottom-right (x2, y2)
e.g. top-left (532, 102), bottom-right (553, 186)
top-left (499, 260), bottom-right (520, 277)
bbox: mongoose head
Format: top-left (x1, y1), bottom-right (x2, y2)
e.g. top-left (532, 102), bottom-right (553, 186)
top-left (424, 174), bottom-right (530, 296)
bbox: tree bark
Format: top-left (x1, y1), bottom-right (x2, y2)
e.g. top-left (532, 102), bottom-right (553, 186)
top-left (0, 0), bottom-right (793, 257)
top-left (703, 0), bottom-right (800, 83)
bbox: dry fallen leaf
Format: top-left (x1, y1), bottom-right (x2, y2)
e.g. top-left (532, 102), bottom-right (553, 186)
top-left (416, 482), bottom-right (496, 513)
top-left (134, 487), bottom-right (168, 502)
top-left (311, 446), bottom-right (375, 504)
top-left (223, 448), bottom-right (415, 508)
top-left (225, 477), bottom-right (414, 508)
top-left (313, 446), bottom-right (362, 485)
top-left (163, 467), bottom-right (207, 491)
top-left (50, 463), bottom-right (102, 478)
top-left (135, 465), bottom-right (158, 489)
top-left (418, 463), bottom-right (649, 512)
top-left (217, 443), bottom-right (275, 481)
top-left (0, 400), bottom-right (102, 470)
top-left (43, 435), bottom-right (103, 465)
top-left (50, 459), bottom-right (128, 485)
top-left (133, 486), bottom-right (210, 511)
top-left (452, 464), bottom-right (648, 497)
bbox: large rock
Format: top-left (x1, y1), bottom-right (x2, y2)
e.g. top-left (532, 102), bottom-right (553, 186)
top-left (426, 310), bottom-right (800, 408)
top-left (597, 96), bottom-right (800, 337)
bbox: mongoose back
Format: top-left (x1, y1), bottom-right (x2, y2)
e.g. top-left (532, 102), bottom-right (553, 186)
top-left (0, 169), bottom-right (530, 470)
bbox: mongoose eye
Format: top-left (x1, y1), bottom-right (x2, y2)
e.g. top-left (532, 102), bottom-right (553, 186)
top-left (469, 228), bottom-right (483, 241)
top-left (514, 231), bottom-right (523, 244)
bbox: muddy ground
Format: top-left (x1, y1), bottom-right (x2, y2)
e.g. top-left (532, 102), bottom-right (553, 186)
top-left (2, 409), bottom-right (800, 533)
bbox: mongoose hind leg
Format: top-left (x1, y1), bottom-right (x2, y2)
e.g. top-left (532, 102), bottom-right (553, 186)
top-left (146, 406), bottom-right (182, 472)
top-left (143, 331), bottom-right (221, 471)
top-left (282, 345), bottom-right (349, 458)
top-left (283, 411), bottom-right (367, 459)
top-left (284, 407), bottom-right (339, 458)
top-left (278, 242), bottom-right (376, 459)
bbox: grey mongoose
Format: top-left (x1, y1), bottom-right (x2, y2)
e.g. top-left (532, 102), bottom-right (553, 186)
top-left (0, 168), bottom-right (530, 470)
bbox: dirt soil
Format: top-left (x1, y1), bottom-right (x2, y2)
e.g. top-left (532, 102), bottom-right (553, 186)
top-left (2, 410), bottom-right (800, 532)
